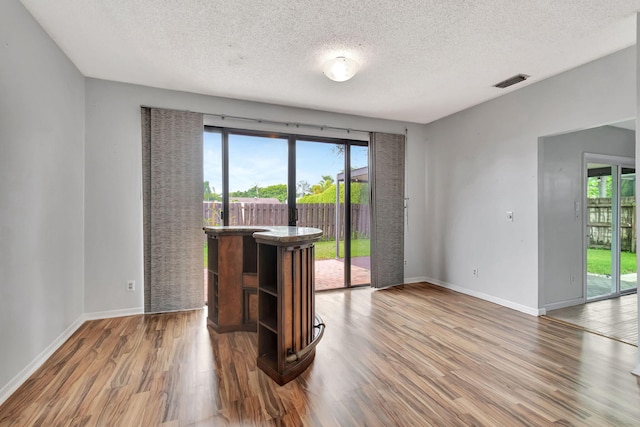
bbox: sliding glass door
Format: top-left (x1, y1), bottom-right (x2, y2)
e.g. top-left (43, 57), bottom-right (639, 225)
top-left (204, 127), bottom-right (370, 290)
top-left (619, 167), bottom-right (637, 293)
top-left (585, 158), bottom-right (637, 301)
top-left (296, 140), bottom-right (346, 290)
top-left (348, 145), bottom-right (370, 286)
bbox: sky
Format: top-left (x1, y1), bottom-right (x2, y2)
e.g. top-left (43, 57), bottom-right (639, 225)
top-left (204, 132), bottom-right (368, 194)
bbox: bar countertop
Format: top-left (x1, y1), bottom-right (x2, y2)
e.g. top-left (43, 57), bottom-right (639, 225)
top-left (203, 225), bottom-right (323, 244)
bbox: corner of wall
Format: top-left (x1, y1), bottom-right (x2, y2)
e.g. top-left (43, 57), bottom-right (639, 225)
top-left (83, 307), bottom-right (144, 321)
top-left (424, 277), bottom-right (544, 317)
top-left (0, 314), bottom-right (86, 407)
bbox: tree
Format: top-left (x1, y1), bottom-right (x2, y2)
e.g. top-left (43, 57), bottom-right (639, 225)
top-left (621, 175), bottom-right (635, 198)
top-left (230, 184), bottom-right (259, 200)
top-left (311, 175), bottom-right (335, 194)
top-left (588, 176), bottom-right (612, 199)
top-left (204, 181), bottom-right (214, 201)
top-left (588, 174), bottom-right (636, 199)
top-left (297, 180), bottom-right (311, 198)
top-left (298, 182), bottom-right (368, 204)
top-left (258, 184), bottom-right (288, 202)
top-left (203, 181), bottom-right (221, 201)
top-left (229, 183), bottom-right (288, 203)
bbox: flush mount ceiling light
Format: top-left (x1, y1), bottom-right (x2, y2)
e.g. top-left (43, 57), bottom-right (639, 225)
top-left (323, 57), bottom-right (359, 82)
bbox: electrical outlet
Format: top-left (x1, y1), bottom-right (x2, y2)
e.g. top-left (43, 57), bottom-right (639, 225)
top-left (506, 211), bottom-right (514, 222)
top-left (404, 259), bottom-right (408, 266)
top-left (126, 280), bottom-right (135, 292)
top-left (570, 274), bottom-right (575, 283)
top-left (472, 268), bottom-right (479, 277)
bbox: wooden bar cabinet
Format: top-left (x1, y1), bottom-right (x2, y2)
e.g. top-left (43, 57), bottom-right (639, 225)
top-left (203, 226), bottom-right (325, 385)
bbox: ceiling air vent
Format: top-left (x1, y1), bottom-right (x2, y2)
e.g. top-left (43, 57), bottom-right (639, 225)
top-left (493, 74), bottom-right (530, 89)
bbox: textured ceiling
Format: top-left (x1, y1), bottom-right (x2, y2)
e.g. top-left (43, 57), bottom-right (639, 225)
top-left (19, 0), bottom-right (640, 124)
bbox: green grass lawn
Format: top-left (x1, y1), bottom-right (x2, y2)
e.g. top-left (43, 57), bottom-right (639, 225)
top-left (204, 238), bottom-right (370, 265)
top-left (314, 239), bottom-right (370, 260)
top-left (587, 248), bottom-right (637, 275)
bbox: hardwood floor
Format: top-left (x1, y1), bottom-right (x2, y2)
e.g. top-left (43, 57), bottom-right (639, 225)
top-left (1, 283), bottom-right (640, 426)
top-left (546, 293), bottom-right (638, 346)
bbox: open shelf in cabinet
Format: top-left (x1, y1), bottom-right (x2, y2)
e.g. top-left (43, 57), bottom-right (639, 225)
top-left (256, 241), bottom-right (324, 385)
top-left (258, 291), bottom-right (278, 333)
top-left (258, 324), bottom-right (278, 361)
top-left (243, 235), bottom-right (257, 274)
top-left (210, 273), bottom-right (219, 325)
top-left (258, 244), bottom-right (277, 295)
top-left (208, 235), bottom-right (218, 273)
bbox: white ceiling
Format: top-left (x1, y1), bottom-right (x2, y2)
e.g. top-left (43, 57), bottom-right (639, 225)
top-left (19, 0), bottom-right (640, 124)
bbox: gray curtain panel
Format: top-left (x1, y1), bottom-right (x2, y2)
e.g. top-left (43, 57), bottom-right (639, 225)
top-left (369, 132), bottom-right (405, 288)
top-left (142, 107), bottom-right (204, 312)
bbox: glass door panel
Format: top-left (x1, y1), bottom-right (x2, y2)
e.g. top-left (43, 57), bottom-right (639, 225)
top-left (204, 130), bottom-right (223, 227)
top-left (586, 163), bottom-right (617, 300)
top-left (349, 145), bottom-right (370, 286)
top-left (296, 140), bottom-right (345, 290)
top-left (620, 168), bottom-right (637, 293)
top-left (203, 129), bottom-right (224, 302)
top-left (228, 134), bottom-right (288, 226)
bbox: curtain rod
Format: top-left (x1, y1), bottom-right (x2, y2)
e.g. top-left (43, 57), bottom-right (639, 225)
top-left (204, 113), bottom-right (372, 136)
top-left (142, 106), bottom-right (404, 138)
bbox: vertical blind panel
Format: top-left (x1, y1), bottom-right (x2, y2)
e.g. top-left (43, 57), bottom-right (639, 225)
top-left (143, 107), bottom-right (204, 312)
top-left (370, 132), bottom-right (405, 288)
top-left (142, 109), bottom-right (152, 312)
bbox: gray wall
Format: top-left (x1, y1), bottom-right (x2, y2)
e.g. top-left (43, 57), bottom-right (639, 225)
top-left (423, 47), bottom-right (635, 314)
top-left (540, 126), bottom-right (635, 309)
top-left (84, 79), bottom-right (427, 314)
top-left (0, 0), bottom-right (85, 395)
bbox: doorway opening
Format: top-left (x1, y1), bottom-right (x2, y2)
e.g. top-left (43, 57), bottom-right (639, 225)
top-left (541, 122), bottom-right (638, 347)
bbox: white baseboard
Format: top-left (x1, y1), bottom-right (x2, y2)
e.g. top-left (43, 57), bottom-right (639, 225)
top-left (0, 307), bottom-right (145, 406)
top-left (423, 276), bottom-right (544, 316)
top-left (0, 314), bottom-right (85, 406)
top-left (404, 276), bottom-right (429, 284)
top-left (544, 298), bottom-right (585, 312)
top-left (84, 307), bottom-right (144, 321)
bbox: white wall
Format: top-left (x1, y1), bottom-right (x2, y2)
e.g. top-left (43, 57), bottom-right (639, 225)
top-left (540, 126), bottom-right (635, 310)
top-left (423, 47), bottom-right (636, 314)
top-left (0, 0), bottom-right (85, 399)
top-left (84, 79), bottom-right (427, 314)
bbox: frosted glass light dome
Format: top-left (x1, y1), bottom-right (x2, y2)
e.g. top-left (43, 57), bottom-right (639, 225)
top-left (323, 57), bottom-right (359, 82)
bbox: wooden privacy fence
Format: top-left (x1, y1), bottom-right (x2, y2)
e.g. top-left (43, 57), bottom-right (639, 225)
top-left (203, 202), bottom-right (370, 241)
top-left (588, 197), bottom-right (636, 253)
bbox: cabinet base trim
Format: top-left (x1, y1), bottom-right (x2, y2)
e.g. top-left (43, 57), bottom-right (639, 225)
top-left (257, 349), bottom-right (316, 386)
top-left (207, 319), bottom-right (256, 333)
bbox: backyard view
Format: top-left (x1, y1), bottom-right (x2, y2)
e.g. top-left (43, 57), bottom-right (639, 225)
top-left (203, 131), bottom-right (370, 291)
top-left (587, 248), bottom-right (636, 276)
top-left (586, 166), bottom-right (637, 299)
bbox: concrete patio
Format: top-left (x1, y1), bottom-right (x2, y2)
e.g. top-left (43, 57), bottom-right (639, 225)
top-left (315, 257), bottom-right (370, 291)
top-left (587, 273), bottom-right (637, 299)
